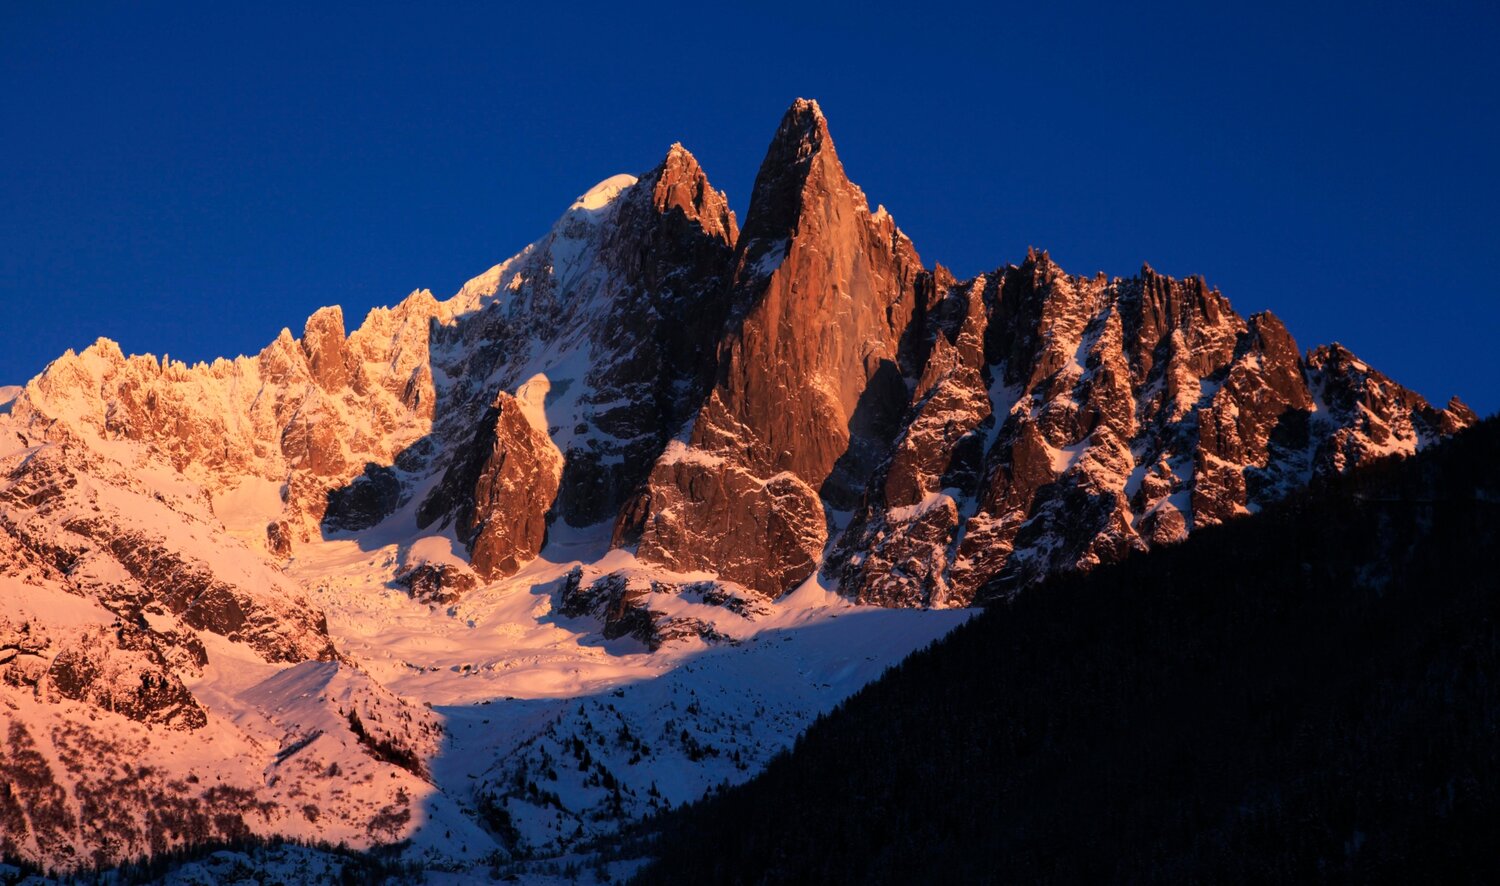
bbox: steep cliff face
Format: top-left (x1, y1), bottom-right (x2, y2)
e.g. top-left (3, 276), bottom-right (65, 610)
top-left (831, 253), bottom-right (1475, 607)
top-left (418, 391), bottom-right (563, 581)
top-left (411, 145), bottom-right (741, 575)
top-left (622, 99), bottom-right (926, 597)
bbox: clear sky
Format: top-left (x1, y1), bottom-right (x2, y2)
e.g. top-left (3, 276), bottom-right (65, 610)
top-left (3, 2), bottom-right (1496, 414)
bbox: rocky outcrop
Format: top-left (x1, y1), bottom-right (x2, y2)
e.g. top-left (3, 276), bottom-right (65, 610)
top-left (616, 443), bottom-right (828, 601)
top-left (832, 251), bottom-right (1475, 606)
top-left (1307, 343), bottom-right (1464, 473)
top-left (558, 567), bottom-right (758, 651)
top-left (43, 622), bottom-right (208, 730)
top-left (393, 562), bottom-right (478, 605)
top-left (0, 440), bottom-right (336, 663)
top-left (623, 98), bottom-right (925, 597)
top-left (265, 520), bottom-right (292, 557)
top-left (419, 392), bottom-right (563, 580)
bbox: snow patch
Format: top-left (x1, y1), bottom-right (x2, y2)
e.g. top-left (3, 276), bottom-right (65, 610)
top-left (515, 372), bottom-right (553, 435)
top-left (887, 488), bottom-right (960, 523)
top-left (211, 476), bottom-right (285, 537)
top-left (658, 438), bottom-right (725, 469)
top-left (1046, 440), bottom-right (1090, 475)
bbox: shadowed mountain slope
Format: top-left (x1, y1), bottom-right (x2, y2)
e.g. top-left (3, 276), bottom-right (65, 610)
top-left (637, 417), bottom-right (1500, 884)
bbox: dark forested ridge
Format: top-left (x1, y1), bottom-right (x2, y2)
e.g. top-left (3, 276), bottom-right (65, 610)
top-left (635, 418), bottom-right (1500, 884)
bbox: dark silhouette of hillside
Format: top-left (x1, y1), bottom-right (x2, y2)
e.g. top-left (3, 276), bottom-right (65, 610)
top-left (636, 418), bottom-right (1500, 884)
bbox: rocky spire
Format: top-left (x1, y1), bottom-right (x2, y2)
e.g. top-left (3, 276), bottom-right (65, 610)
top-left (621, 98), bottom-right (926, 597)
top-left (649, 143), bottom-right (739, 245)
top-left (301, 305), bottom-right (353, 391)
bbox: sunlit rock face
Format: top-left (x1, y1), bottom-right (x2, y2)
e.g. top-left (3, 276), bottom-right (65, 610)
top-left (418, 391), bottom-right (562, 581)
top-left (829, 254), bottom-right (1474, 607)
top-left (622, 99), bottom-right (926, 598)
top-left (621, 101), bottom-right (1471, 606)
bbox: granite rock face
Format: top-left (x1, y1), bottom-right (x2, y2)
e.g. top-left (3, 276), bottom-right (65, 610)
top-left (622, 102), bottom-right (1471, 605)
top-left (830, 254), bottom-right (1475, 606)
top-left (419, 392), bottom-right (563, 581)
top-left (393, 562), bottom-right (479, 605)
top-left (622, 99), bottom-right (925, 597)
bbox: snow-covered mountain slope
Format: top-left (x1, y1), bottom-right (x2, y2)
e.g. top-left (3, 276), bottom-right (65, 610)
top-left (0, 431), bottom-right (963, 870)
top-left (283, 521), bottom-right (966, 865)
top-left (0, 98), bottom-right (1475, 874)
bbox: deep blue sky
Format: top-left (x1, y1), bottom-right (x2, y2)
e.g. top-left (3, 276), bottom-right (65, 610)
top-left (3, 2), bottom-right (1496, 414)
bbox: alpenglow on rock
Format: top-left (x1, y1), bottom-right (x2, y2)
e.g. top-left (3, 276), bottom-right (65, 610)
top-left (618, 99), bottom-right (925, 596)
top-left (5, 97), bottom-right (1474, 616)
top-left (0, 97), bottom-right (1479, 874)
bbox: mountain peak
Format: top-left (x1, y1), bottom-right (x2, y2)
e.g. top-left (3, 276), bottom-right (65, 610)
top-left (771, 97), bottom-right (832, 161)
top-left (0, 99), bottom-right (1483, 876)
top-left (735, 97), bottom-right (851, 260)
top-left (785, 96), bottom-right (826, 126)
top-left (646, 143), bottom-right (739, 244)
